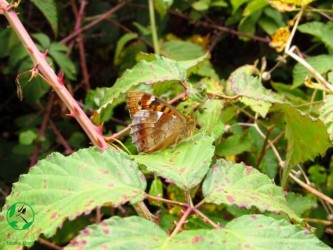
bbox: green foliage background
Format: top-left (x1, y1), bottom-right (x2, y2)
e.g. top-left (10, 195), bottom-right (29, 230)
top-left (0, 0), bottom-right (333, 249)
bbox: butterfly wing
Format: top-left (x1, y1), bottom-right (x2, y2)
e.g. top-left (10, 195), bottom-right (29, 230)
top-left (130, 110), bottom-right (185, 152)
top-left (128, 91), bottom-right (189, 153)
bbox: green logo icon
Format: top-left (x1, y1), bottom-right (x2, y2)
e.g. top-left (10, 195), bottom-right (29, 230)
top-left (6, 202), bottom-right (35, 230)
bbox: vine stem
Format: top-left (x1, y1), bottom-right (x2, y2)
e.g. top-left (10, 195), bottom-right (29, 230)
top-left (0, 0), bottom-right (154, 222)
top-left (170, 207), bottom-right (192, 237)
top-left (289, 173), bottom-right (333, 205)
top-left (148, 0), bottom-right (160, 54)
top-left (145, 194), bottom-right (187, 207)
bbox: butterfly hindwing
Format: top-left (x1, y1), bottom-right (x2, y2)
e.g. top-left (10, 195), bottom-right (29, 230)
top-left (128, 91), bottom-right (194, 153)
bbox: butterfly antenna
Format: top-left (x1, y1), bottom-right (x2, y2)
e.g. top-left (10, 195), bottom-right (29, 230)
top-left (110, 138), bottom-right (131, 155)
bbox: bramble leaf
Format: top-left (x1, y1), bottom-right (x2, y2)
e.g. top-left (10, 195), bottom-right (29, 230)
top-left (0, 147), bottom-right (146, 248)
top-left (202, 159), bottom-right (300, 222)
top-left (65, 215), bottom-right (330, 249)
top-left (320, 95), bottom-right (333, 142)
top-left (133, 133), bottom-right (215, 190)
top-left (275, 104), bottom-right (331, 185)
top-left (97, 54), bottom-right (209, 114)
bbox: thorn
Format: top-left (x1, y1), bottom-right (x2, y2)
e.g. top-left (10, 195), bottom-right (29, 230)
top-left (66, 111), bottom-right (75, 118)
top-left (96, 138), bottom-right (105, 149)
top-left (96, 123), bottom-right (104, 135)
top-left (75, 105), bottom-right (81, 114)
top-left (57, 74), bottom-right (64, 85)
top-left (41, 49), bottom-right (48, 59)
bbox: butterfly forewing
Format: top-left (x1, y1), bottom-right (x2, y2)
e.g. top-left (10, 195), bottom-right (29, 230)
top-left (128, 91), bottom-right (194, 153)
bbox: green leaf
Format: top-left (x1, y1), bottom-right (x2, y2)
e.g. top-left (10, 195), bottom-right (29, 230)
top-left (65, 216), bottom-right (167, 250)
top-left (114, 33), bottom-right (139, 65)
top-left (192, 0), bottom-right (211, 11)
top-left (97, 54), bottom-right (208, 113)
top-left (160, 40), bottom-right (206, 61)
top-left (66, 215), bottom-right (330, 249)
top-left (286, 192), bottom-right (317, 216)
top-left (298, 22), bottom-right (333, 51)
top-left (31, 0), bottom-right (58, 35)
top-left (243, 0), bottom-right (268, 16)
top-left (149, 178), bottom-right (164, 206)
top-left (0, 147), bottom-right (146, 248)
top-left (216, 132), bottom-right (252, 157)
top-left (49, 43), bottom-right (77, 80)
top-left (238, 11), bottom-right (261, 40)
top-left (308, 164), bottom-right (327, 186)
top-left (320, 94), bottom-right (333, 142)
top-left (196, 99), bottom-right (225, 138)
top-left (32, 33), bottom-right (51, 49)
top-left (19, 130), bottom-right (37, 145)
top-left (274, 104), bottom-right (331, 186)
top-left (227, 69), bottom-right (283, 117)
top-left (292, 55), bottom-right (333, 88)
top-left (20, 73), bottom-right (50, 105)
top-left (202, 159), bottom-right (300, 222)
top-left (230, 0), bottom-right (249, 14)
top-left (133, 133), bottom-right (215, 190)
top-left (154, 0), bottom-right (173, 16)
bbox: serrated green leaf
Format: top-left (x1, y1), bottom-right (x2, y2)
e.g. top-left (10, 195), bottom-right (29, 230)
top-left (49, 44), bottom-right (76, 80)
top-left (275, 104), bottom-right (331, 186)
top-left (65, 216), bottom-right (166, 250)
top-left (32, 33), bottom-right (51, 49)
top-left (66, 215), bottom-right (330, 250)
top-left (227, 70), bottom-right (283, 116)
top-left (228, 69), bottom-right (283, 103)
top-left (286, 192), bottom-right (317, 216)
top-left (196, 99), bottom-right (224, 138)
top-left (202, 159), bottom-right (300, 221)
top-left (8, 43), bottom-right (29, 69)
top-left (160, 40), bottom-right (206, 61)
top-left (31, 0), bottom-right (58, 35)
top-left (133, 133), bottom-right (215, 190)
top-left (320, 95), bottom-right (333, 142)
top-left (298, 22), bottom-right (333, 51)
top-left (0, 147), bottom-right (146, 248)
top-left (293, 55), bottom-right (333, 88)
top-left (97, 54), bottom-right (208, 114)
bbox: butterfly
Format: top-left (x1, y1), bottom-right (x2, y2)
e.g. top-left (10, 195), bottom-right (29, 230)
top-left (128, 91), bottom-right (195, 153)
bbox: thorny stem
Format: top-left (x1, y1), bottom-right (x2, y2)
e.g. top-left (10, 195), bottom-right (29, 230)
top-left (0, 0), bottom-right (154, 222)
top-left (193, 207), bottom-right (222, 229)
top-left (145, 194), bottom-right (187, 207)
top-left (170, 207), bottom-right (192, 237)
top-left (0, 0), bottom-right (108, 149)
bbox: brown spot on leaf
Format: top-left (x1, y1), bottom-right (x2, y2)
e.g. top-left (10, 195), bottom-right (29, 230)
top-left (50, 212), bottom-right (58, 219)
top-left (226, 195), bottom-right (235, 203)
top-left (192, 236), bottom-right (204, 244)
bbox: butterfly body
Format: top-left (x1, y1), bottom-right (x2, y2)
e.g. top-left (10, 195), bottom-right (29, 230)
top-left (128, 91), bottom-right (194, 153)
